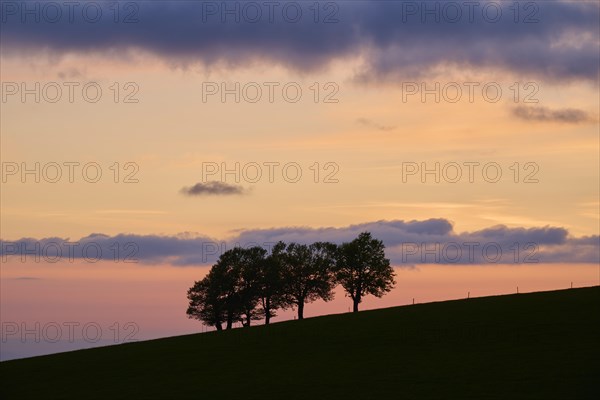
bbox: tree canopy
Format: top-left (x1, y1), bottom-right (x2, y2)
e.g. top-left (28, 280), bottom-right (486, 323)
top-left (186, 232), bottom-right (395, 329)
top-left (335, 232), bottom-right (396, 312)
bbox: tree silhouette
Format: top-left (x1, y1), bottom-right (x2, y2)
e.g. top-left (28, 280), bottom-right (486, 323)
top-left (186, 270), bottom-right (226, 331)
top-left (187, 232), bottom-right (395, 330)
top-left (280, 241), bottom-right (337, 320)
top-left (210, 249), bottom-right (244, 329)
top-left (257, 241), bottom-right (286, 325)
top-left (335, 232), bottom-right (395, 313)
top-left (236, 246), bottom-right (267, 327)
top-left (212, 247), bottom-right (271, 328)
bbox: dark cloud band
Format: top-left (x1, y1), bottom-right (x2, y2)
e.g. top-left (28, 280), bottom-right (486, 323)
top-left (1, 1), bottom-right (598, 81)
top-left (2, 219), bottom-right (598, 265)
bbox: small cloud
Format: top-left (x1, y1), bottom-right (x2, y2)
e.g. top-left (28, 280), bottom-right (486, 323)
top-left (94, 209), bottom-right (167, 215)
top-left (180, 181), bottom-right (247, 196)
top-left (57, 67), bottom-right (84, 80)
top-left (398, 264), bottom-right (418, 270)
top-left (356, 118), bottom-right (396, 131)
top-left (513, 106), bottom-right (594, 124)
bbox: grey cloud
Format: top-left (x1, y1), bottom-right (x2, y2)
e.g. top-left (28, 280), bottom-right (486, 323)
top-left (12, 276), bottom-right (42, 280)
top-left (56, 67), bottom-right (84, 80)
top-left (356, 118), bottom-right (396, 131)
top-left (181, 181), bottom-right (247, 196)
top-left (513, 106), bottom-right (595, 123)
top-left (1, 1), bottom-right (598, 82)
top-left (2, 219), bottom-right (597, 266)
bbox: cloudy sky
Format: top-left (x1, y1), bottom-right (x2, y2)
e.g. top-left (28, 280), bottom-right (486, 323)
top-left (1, 0), bottom-right (599, 359)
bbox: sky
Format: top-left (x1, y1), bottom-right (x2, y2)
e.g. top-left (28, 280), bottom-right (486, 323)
top-left (1, 0), bottom-right (599, 360)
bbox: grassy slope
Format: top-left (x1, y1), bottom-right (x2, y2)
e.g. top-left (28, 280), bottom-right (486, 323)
top-left (1, 287), bottom-right (599, 399)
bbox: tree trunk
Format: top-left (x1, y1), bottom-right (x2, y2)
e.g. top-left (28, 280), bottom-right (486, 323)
top-left (226, 313), bottom-right (233, 330)
top-left (353, 293), bottom-right (361, 313)
top-left (297, 301), bottom-right (304, 320)
top-left (215, 323), bottom-right (223, 331)
top-left (246, 313), bottom-right (251, 327)
top-left (265, 298), bottom-right (271, 325)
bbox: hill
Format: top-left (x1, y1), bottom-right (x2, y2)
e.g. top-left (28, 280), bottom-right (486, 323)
top-left (1, 287), bottom-right (599, 399)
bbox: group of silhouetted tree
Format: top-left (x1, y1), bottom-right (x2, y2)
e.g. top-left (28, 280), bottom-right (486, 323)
top-left (186, 232), bottom-right (396, 331)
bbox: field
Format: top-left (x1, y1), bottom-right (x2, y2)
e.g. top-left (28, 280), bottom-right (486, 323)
top-left (1, 287), bottom-right (599, 399)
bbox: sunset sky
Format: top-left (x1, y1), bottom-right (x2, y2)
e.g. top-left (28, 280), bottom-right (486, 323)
top-left (1, 0), bottom-right (599, 360)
